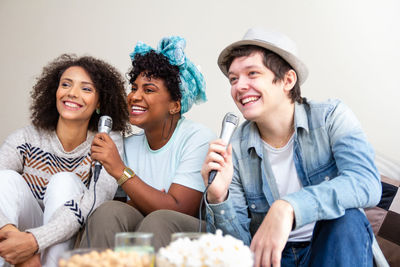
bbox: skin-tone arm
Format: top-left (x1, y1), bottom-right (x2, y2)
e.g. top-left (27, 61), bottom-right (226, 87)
top-left (201, 139), bottom-right (295, 267)
top-left (0, 224), bottom-right (39, 266)
top-left (91, 132), bottom-right (203, 217)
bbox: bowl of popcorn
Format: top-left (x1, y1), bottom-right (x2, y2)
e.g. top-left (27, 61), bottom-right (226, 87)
top-left (156, 230), bottom-right (254, 267)
top-left (58, 248), bottom-right (154, 267)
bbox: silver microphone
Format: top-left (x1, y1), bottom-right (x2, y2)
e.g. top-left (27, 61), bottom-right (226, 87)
top-left (97, 115), bottom-right (113, 135)
top-left (95, 115), bottom-right (113, 168)
top-left (208, 112), bottom-right (239, 185)
top-left (94, 116), bottom-right (113, 182)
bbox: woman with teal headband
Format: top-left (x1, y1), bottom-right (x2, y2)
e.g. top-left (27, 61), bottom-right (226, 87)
top-left (79, 36), bottom-right (215, 250)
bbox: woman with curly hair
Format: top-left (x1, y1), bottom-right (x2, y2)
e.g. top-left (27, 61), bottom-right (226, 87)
top-left (0, 54), bottom-right (129, 267)
top-left (79, 36), bottom-right (215, 251)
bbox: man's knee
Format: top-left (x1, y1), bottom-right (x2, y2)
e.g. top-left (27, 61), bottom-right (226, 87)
top-left (310, 209), bottom-right (373, 266)
top-left (316, 208), bottom-right (372, 238)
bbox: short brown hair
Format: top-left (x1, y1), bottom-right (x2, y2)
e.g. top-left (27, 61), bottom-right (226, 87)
top-left (222, 45), bottom-right (303, 103)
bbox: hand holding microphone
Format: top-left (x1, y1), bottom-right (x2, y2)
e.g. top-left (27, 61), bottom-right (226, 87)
top-left (93, 116), bottom-right (113, 182)
top-left (207, 112), bottom-right (239, 185)
top-left (198, 112), bottom-right (239, 226)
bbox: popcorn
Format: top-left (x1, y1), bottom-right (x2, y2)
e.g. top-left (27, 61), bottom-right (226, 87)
top-left (156, 230), bottom-right (254, 267)
top-left (58, 249), bottom-right (154, 267)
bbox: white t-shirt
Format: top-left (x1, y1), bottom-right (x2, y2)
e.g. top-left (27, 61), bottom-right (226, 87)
top-left (123, 117), bottom-right (216, 192)
top-left (263, 135), bottom-right (315, 242)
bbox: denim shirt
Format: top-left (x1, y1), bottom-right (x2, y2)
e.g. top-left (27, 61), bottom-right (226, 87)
top-left (206, 99), bottom-right (382, 246)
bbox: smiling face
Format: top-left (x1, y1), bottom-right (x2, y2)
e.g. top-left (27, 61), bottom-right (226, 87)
top-left (228, 52), bottom-right (294, 124)
top-left (56, 66), bottom-right (99, 127)
top-left (127, 72), bottom-right (180, 132)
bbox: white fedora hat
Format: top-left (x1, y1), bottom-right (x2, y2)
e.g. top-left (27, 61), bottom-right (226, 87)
top-left (218, 28), bottom-right (308, 85)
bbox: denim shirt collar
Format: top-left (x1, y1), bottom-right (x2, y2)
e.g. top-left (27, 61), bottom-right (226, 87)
top-left (246, 121), bottom-right (264, 159)
top-left (294, 101), bottom-right (309, 134)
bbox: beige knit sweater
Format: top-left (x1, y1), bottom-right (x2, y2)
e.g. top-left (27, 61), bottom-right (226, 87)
top-left (0, 125), bottom-right (122, 252)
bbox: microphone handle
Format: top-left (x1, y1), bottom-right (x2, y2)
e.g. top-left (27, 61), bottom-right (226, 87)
top-left (208, 170), bottom-right (217, 185)
top-left (94, 164), bottom-right (102, 182)
top-left (94, 148), bottom-right (102, 181)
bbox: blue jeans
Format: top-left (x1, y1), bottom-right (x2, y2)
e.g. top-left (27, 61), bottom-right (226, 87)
top-left (281, 209), bottom-right (374, 267)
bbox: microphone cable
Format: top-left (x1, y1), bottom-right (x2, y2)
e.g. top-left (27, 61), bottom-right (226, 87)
top-left (198, 183), bottom-right (212, 232)
top-left (84, 165), bottom-right (101, 248)
top-left (84, 116), bottom-right (112, 247)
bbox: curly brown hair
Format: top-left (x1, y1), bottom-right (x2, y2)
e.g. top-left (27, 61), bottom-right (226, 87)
top-left (30, 54), bottom-right (129, 133)
top-left (127, 50), bottom-right (181, 102)
top-left (222, 45), bottom-right (303, 104)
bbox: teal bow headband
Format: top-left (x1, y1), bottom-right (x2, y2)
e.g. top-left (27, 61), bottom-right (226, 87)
top-left (129, 36), bottom-right (207, 114)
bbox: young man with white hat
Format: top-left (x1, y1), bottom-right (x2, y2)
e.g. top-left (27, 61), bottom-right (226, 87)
top-left (201, 28), bottom-right (387, 266)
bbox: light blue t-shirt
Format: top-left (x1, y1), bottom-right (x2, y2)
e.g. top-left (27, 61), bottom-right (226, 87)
top-left (123, 117), bottom-right (216, 192)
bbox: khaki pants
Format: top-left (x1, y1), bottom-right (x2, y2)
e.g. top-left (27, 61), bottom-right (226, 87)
top-left (78, 200), bottom-right (205, 251)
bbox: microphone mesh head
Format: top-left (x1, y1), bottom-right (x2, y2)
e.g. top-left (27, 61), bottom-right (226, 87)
top-left (224, 112), bottom-right (239, 126)
top-left (220, 112), bottom-right (239, 145)
top-left (103, 119), bottom-right (112, 128)
top-left (98, 115), bottom-right (113, 133)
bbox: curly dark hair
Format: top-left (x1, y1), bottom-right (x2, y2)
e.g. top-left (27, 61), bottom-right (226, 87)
top-left (222, 45), bottom-right (303, 104)
top-left (127, 50), bottom-right (181, 102)
top-left (30, 54), bottom-right (130, 133)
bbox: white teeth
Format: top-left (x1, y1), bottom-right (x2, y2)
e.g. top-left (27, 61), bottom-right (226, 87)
top-left (132, 106), bottom-right (146, 111)
top-left (65, 102), bottom-right (80, 108)
top-left (241, 97), bottom-right (259, 105)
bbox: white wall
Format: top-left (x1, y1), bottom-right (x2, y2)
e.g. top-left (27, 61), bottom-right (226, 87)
top-left (1, 0), bottom-right (399, 175)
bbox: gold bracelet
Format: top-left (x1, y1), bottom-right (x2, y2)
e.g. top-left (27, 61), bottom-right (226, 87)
top-left (117, 167), bottom-right (135, 186)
